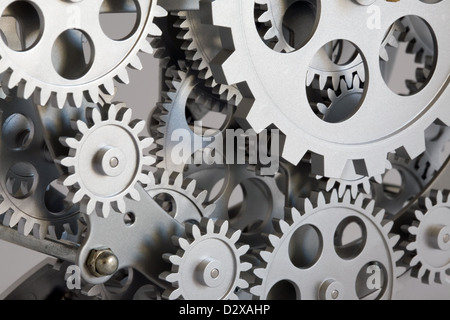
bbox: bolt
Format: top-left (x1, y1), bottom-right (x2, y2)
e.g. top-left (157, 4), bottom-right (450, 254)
top-left (331, 290), bottom-right (340, 299)
top-left (444, 233), bottom-right (450, 244)
top-left (109, 157), bottom-right (119, 168)
top-left (210, 268), bottom-right (220, 279)
top-left (87, 248), bottom-right (119, 277)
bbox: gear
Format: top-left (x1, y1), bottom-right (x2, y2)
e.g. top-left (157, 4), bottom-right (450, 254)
top-left (0, 0), bottom-right (167, 108)
top-left (202, 0), bottom-right (450, 179)
top-left (160, 218), bottom-right (251, 300)
top-left (58, 104), bottom-right (155, 218)
top-left (400, 190), bottom-right (450, 285)
top-left (152, 66), bottom-right (234, 173)
top-left (0, 94), bottom-right (78, 239)
top-left (250, 191), bottom-right (403, 300)
top-left (145, 170), bottom-right (215, 223)
top-left (176, 10), bottom-right (242, 103)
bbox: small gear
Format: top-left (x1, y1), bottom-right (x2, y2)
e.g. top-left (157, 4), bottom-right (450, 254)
top-left (400, 190), bottom-right (450, 285)
top-left (145, 170), bottom-right (216, 223)
top-left (314, 75), bottom-right (364, 124)
top-left (255, 0), bottom-right (365, 90)
top-left (152, 66), bottom-right (234, 173)
top-left (58, 104), bottom-right (155, 218)
top-left (250, 191), bottom-right (403, 300)
top-left (0, 0), bottom-right (167, 107)
top-left (0, 94), bottom-right (78, 239)
top-left (160, 218), bottom-right (251, 300)
top-left (176, 10), bottom-right (242, 103)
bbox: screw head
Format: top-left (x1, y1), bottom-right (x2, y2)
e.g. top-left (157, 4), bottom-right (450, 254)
top-left (87, 248), bottom-right (119, 277)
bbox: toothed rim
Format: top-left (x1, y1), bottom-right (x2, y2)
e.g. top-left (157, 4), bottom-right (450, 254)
top-left (402, 190), bottom-right (450, 285)
top-left (151, 66), bottom-right (234, 172)
top-left (0, 1), bottom-right (167, 108)
top-left (160, 218), bottom-right (251, 300)
top-left (58, 104), bottom-right (155, 218)
top-left (249, 190), bottom-right (404, 300)
top-left (175, 11), bottom-right (242, 104)
top-left (145, 170), bottom-right (216, 222)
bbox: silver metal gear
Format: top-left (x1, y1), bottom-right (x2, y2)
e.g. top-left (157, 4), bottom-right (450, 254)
top-left (160, 218), bottom-right (251, 300)
top-left (0, 0), bottom-right (167, 108)
top-left (145, 169), bottom-right (216, 223)
top-left (176, 10), bottom-right (242, 103)
top-left (202, 0), bottom-right (450, 179)
top-left (58, 104), bottom-right (155, 218)
top-left (152, 66), bottom-right (234, 173)
top-left (0, 94), bottom-right (79, 239)
top-left (400, 190), bottom-right (450, 285)
top-left (250, 191), bottom-right (404, 300)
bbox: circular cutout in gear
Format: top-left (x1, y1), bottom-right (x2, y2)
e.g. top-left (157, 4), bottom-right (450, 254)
top-left (250, 191), bottom-right (403, 300)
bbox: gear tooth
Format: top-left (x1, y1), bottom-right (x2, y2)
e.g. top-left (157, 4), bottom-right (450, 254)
top-left (187, 223), bottom-right (202, 240)
top-left (7, 71), bottom-right (21, 89)
top-left (364, 199), bottom-right (376, 214)
top-left (237, 245), bottom-right (250, 258)
top-left (76, 119), bottom-right (89, 134)
top-left (259, 250), bottom-right (272, 264)
top-left (229, 229), bottom-right (242, 244)
top-left (410, 255), bottom-right (421, 267)
top-left (116, 68), bottom-right (130, 84)
top-left (218, 220), bottom-right (230, 236)
top-left (20, 81), bottom-right (35, 100)
top-left (98, 201), bottom-right (111, 218)
top-left (62, 173), bottom-right (78, 187)
top-left (250, 284), bottom-right (263, 297)
top-left (161, 271), bottom-right (179, 284)
top-left (106, 103), bottom-right (118, 120)
top-left (408, 225), bottom-right (419, 236)
top-left (318, 75), bottom-right (328, 90)
top-left (69, 189), bottom-right (85, 205)
top-left (88, 107), bottom-right (102, 124)
top-left (178, 236), bottom-right (190, 251)
top-left (19, 219), bottom-right (35, 237)
top-left (129, 55), bottom-right (143, 71)
top-left (414, 209), bottom-right (425, 221)
top-left (236, 278), bottom-right (249, 290)
top-left (406, 240), bottom-right (417, 251)
top-left (424, 197), bottom-right (434, 211)
top-left (128, 187), bottom-right (141, 201)
top-left (374, 209), bottom-right (386, 224)
top-left (7, 212), bottom-right (21, 229)
top-left (317, 192), bottom-right (327, 206)
top-left (417, 265), bottom-right (428, 281)
top-left (131, 119), bottom-right (146, 135)
top-left (114, 198), bottom-right (127, 213)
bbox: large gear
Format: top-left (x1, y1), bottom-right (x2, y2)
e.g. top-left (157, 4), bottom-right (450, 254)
top-left (250, 191), bottom-right (403, 300)
top-left (202, 0), bottom-right (450, 179)
top-left (160, 218), bottom-right (251, 300)
top-left (0, 0), bottom-right (167, 108)
top-left (400, 190), bottom-right (450, 285)
top-left (58, 104), bottom-right (155, 218)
